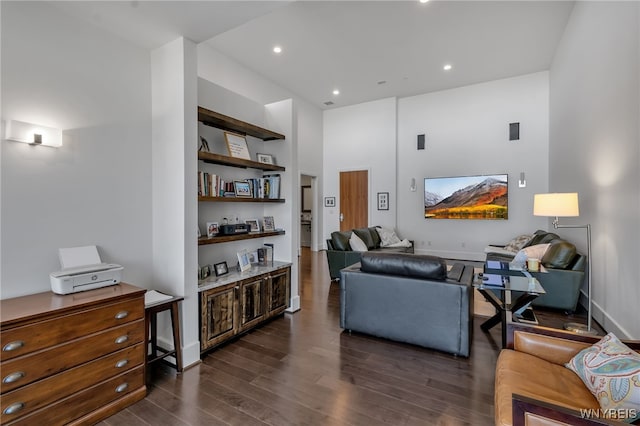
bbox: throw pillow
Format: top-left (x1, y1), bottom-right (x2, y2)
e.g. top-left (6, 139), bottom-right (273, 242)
top-left (349, 232), bottom-right (368, 252)
top-left (522, 243), bottom-right (550, 260)
top-left (331, 231), bottom-right (351, 251)
top-left (566, 332), bottom-right (640, 423)
top-left (375, 227), bottom-right (401, 247)
top-left (542, 240), bottom-right (577, 269)
top-left (503, 234), bottom-right (534, 253)
top-left (353, 228), bottom-right (376, 250)
top-left (368, 226), bottom-right (381, 248)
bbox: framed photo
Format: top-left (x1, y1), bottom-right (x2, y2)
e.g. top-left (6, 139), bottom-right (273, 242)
top-left (214, 261), bottom-right (228, 277)
top-left (224, 131), bottom-right (251, 160)
top-left (248, 250), bottom-right (259, 264)
top-left (324, 196), bottom-right (336, 207)
top-left (237, 249), bottom-right (251, 272)
top-left (200, 264), bottom-right (211, 280)
top-left (256, 153), bottom-right (275, 165)
top-left (377, 192), bottom-right (389, 210)
top-left (206, 222), bottom-right (219, 237)
top-left (262, 216), bottom-right (275, 232)
top-left (245, 219), bottom-right (260, 232)
top-left (234, 180), bottom-right (252, 197)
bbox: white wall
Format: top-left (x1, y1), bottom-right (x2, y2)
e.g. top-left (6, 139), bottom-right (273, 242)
top-left (323, 98), bottom-right (398, 241)
top-left (549, 2), bottom-right (639, 338)
top-left (1, 2), bottom-right (152, 298)
top-left (398, 72), bottom-right (550, 260)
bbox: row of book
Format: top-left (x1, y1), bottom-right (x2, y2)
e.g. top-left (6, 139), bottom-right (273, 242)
top-left (198, 172), bottom-right (281, 199)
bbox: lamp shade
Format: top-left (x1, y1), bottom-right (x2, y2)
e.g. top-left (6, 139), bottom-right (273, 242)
top-left (533, 193), bottom-right (579, 217)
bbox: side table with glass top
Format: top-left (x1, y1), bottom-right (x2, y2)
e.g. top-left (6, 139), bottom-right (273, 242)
top-left (473, 273), bottom-right (545, 348)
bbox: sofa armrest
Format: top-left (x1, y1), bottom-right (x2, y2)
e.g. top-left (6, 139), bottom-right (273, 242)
top-left (506, 321), bottom-right (640, 365)
top-left (512, 394), bottom-right (628, 425)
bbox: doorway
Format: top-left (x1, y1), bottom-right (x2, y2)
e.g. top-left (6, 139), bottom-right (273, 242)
top-left (339, 170), bottom-right (368, 231)
top-left (299, 174), bottom-right (319, 253)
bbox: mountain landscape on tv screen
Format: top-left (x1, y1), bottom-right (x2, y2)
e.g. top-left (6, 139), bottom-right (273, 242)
top-left (424, 176), bottom-right (508, 219)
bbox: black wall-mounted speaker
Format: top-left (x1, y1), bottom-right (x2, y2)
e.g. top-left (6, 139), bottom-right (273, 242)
top-left (417, 134), bottom-right (425, 150)
top-left (509, 123), bottom-right (520, 141)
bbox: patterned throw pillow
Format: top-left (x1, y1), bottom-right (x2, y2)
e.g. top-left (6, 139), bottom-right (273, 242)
top-left (349, 232), bottom-right (368, 252)
top-left (375, 227), bottom-right (401, 247)
top-left (566, 332), bottom-right (640, 423)
top-left (503, 234), bottom-right (534, 253)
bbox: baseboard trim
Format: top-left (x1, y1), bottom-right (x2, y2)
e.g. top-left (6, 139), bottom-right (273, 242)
top-left (580, 290), bottom-right (632, 339)
top-left (286, 295), bottom-right (301, 313)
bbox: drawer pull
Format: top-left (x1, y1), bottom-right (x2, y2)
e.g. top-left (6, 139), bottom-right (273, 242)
top-left (115, 359), bottom-right (129, 368)
top-left (115, 311), bottom-right (129, 320)
top-left (3, 371), bottom-right (25, 384)
top-left (115, 383), bottom-right (128, 393)
top-left (114, 335), bottom-right (129, 344)
top-left (2, 341), bottom-right (24, 352)
top-left (3, 402), bottom-right (24, 415)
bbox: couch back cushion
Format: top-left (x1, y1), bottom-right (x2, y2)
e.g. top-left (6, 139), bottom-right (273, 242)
top-left (369, 227), bottom-right (381, 248)
top-left (360, 252), bottom-right (447, 280)
top-left (527, 230), bottom-right (561, 247)
top-left (353, 228), bottom-right (377, 250)
top-left (331, 231), bottom-right (352, 251)
top-left (542, 240), bottom-right (577, 269)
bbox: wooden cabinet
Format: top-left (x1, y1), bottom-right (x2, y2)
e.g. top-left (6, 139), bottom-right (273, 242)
top-left (199, 265), bottom-right (290, 353)
top-left (0, 283), bottom-right (146, 425)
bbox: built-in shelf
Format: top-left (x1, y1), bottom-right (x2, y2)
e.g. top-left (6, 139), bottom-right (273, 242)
top-left (198, 107), bottom-right (285, 141)
top-left (198, 151), bottom-right (285, 172)
top-left (198, 230), bottom-right (286, 245)
top-left (198, 196), bottom-right (285, 203)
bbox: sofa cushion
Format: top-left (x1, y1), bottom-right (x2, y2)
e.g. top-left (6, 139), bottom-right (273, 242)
top-left (349, 232), bottom-right (369, 252)
top-left (504, 234), bottom-right (534, 253)
top-left (566, 332), bottom-right (640, 422)
top-left (360, 252), bottom-right (447, 281)
top-left (542, 240), bottom-right (577, 269)
top-left (331, 231), bottom-right (352, 251)
top-left (353, 228), bottom-right (376, 250)
top-left (375, 226), bottom-right (402, 247)
top-left (527, 231), bottom-right (561, 247)
top-left (495, 349), bottom-right (599, 426)
top-left (369, 226), bottom-right (381, 248)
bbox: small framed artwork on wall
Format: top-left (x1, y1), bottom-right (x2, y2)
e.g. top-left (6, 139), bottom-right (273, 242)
top-left (324, 197), bottom-right (336, 207)
top-left (377, 192), bottom-right (389, 211)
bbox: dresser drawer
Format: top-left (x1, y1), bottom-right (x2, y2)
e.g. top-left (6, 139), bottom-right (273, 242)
top-left (5, 365), bottom-right (145, 426)
top-left (1, 298), bottom-right (143, 362)
top-left (1, 319), bottom-right (144, 393)
top-left (1, 343), bottom-right (144, 423)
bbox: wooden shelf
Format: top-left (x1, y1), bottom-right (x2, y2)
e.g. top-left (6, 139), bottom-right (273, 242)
top-left (198, 107), bottom-right (285, 141)
top-left (198, 151), bottom-right (285, 172)
top-left (198, 196), bottom-right (285, 203)
top-left (198, 230), bottom-right (285, 245)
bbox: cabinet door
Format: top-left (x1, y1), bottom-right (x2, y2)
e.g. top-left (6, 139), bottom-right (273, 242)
top-left (266, 268), bottom-right (290, 318)
top-left (238, 278), bottom-right (265, 332)
top-left (200, 286), bottom-right (237, 351)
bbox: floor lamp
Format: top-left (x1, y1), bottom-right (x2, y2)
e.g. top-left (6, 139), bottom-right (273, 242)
top-left (533, 193), bottom-right (596, 335)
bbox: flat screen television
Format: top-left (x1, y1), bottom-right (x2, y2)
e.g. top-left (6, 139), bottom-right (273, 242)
top-left (424, 174), bottom-right (508, 220)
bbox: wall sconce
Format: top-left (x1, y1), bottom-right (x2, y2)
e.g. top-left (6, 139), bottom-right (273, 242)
top-left (518, 172), bottom-right (526, 188)
top-left (4, 120), bottom-right (62, 147)
top-left (410, 178), bottom-right (417, 192)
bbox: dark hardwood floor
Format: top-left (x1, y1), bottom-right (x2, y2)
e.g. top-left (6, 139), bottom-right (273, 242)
top-left (100, 249), bottom-right (591, 426)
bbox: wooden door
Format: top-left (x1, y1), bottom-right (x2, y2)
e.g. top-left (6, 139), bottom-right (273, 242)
top-left (266, 269), bottom-right (290, 318)
top-left (339, 170), bottom-right (368, 231)
top-left (238, 278), bottom-right (265, 332)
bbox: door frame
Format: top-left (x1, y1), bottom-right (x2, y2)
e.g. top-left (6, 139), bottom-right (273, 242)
top-left (299, 172), bottom-right (320, 252)
top-left (338, 166), bottom-right (371, 229)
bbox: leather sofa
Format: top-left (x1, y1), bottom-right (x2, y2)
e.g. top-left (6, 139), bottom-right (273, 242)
top-left (485, 230), bottom-right (587, 312)
top-left (340, 252), bottom-right (474, 357)
top-left (496, 321), bottom-right (640, 425)
top-left (326, 227), bottom-right (414, 280)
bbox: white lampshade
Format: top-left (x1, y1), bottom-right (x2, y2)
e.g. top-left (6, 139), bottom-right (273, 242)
top-left (533, 193), bottom-right (579, 217)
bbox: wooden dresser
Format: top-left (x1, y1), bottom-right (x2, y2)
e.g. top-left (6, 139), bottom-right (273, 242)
top-left (0, 283), bottom-right (146, 425)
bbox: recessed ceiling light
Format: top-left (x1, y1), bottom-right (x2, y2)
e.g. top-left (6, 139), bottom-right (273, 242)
top-left (377, 80), bottom-right (387, 85)
top-left (443, 64), bottom-right (453, 71)
top-left (273, 46), bottom-right (282, 54)
top-left (332, 89), bottom-right (340, 95)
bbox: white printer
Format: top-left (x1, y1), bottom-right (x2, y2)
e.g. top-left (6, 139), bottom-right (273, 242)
top-left (50, 245), bottom-right (123, 295)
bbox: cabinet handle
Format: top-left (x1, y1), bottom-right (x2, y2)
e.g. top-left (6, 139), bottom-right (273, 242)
top-left (114, 335), bottom-right (129, 344)
top-left (115, 383), bottom-right (129, 393)
top-left (2, 341), bottom-right (24, 352)
top-left (3, 402), bottom-right (24, 415)
top-left (2, 371), bottom-right (25, 384)
top-left (115, 359), bottom-right (129, 368)
top-left (114, 311), bottom-right (129, 320)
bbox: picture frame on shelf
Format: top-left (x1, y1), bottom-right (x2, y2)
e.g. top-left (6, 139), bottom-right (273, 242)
top-left (214, 261), bottom-right (228, 277)
top-left (248, 250), bottom-right (259, 264)
top-left (262, 216), bottom-right (275, 232)
top-left (224, 131), bottom-right (251, 160)
top-left (199, 136), bottom-right (210, 152)
top-left (245, 219), bottom-right (260, 232)
top-left (377, 192), bottom-right (389, 211)
top-left (256, 153), bottom-right (275, 165)
top-left (237, 249), bottom-right (251, 272)
top-left (206, 222), bottom-right (219, 237)
top-left (200, 264), bottom-right (211, 280)
top-left (324, 196), bottom-right (336, 207)
top-left (233, 180), bottom-right (252, 198)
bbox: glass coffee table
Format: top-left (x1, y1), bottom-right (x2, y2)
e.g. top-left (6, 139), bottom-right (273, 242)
top-left (474, 272), bottom-right (545, 348)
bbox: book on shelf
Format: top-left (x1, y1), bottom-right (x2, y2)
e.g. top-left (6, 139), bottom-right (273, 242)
top-left (198, 173), bottom-right (281, 199)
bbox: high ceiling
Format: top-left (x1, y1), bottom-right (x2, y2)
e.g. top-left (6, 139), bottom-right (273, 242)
top-left (49, 1), bottom-right (575, 109)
